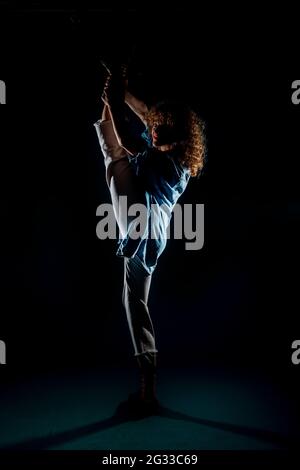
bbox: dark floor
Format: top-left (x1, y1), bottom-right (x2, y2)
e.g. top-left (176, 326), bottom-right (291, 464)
top-left (0, 366), bottom-right (297, 451)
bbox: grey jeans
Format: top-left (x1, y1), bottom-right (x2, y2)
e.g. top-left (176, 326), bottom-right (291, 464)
top-left (94, 119), bottom-right (158, 357)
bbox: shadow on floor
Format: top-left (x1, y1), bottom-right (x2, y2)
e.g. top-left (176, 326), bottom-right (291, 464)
top-left (0, 399), bottom-right (294, 450)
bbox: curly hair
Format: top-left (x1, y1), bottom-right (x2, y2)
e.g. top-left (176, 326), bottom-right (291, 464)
top-left (145, 101), bottom-right (206, 177)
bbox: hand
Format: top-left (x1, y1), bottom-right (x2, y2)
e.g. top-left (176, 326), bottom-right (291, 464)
top-left (101, 72), bottom-right (125, 107)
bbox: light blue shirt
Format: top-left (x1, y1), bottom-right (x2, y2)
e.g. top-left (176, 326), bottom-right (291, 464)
top-left (116, 130), bottom-right (190, 274)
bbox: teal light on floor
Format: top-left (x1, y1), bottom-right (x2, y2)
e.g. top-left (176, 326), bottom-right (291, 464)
top-left (0, 367), bottom-right (296, 450)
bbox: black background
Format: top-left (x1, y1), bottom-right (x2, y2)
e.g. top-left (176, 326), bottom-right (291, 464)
top-left (0, 3), bottom-right (299, 409)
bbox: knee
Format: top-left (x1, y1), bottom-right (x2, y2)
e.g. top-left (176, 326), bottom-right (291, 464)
top-left (122, 286), bottom-right (147, 310)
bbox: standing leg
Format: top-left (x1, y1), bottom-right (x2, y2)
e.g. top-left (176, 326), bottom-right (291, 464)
top-left (122, 256), bottom-right (158, 405)
top-left (122, 256), bottom-right (157, 356)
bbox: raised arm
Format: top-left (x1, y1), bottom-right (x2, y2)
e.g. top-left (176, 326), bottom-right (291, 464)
top-left (125, 90), bottom-right (148, 126)
top-left (102, 74), bottom-right (144, 156)
top-left (101, 61), bottom-right (148, 126)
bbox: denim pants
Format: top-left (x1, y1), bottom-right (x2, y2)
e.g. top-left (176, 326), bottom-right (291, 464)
top-left (94, 119), bottom-right (158, 357)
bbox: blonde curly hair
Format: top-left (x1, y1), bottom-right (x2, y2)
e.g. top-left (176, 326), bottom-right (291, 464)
top-left (145, 101), bottom-right (206, 177)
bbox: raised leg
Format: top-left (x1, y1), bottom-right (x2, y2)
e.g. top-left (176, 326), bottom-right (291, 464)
top-left (94, 107), bottom-right (145, 238)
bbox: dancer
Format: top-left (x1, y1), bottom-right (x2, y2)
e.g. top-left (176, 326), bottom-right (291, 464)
top-left (94, 68), bottom-right (206, 413)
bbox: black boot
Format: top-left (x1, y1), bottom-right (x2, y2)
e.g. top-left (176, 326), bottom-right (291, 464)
top-left (126, 352), bottom-right (160, 415)
top-left (136, 352), bottom-right (158, 404)
top-left (115, 352), bottom-right (160, 418)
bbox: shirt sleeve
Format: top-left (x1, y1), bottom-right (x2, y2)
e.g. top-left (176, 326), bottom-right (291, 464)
top-left (128, 150), bottom-right (149, 176)
top-left (141, 128), bottom-right (153, 148)
top-left (127, 128), bottom-right (152, 175)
